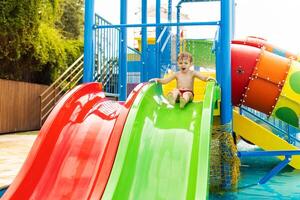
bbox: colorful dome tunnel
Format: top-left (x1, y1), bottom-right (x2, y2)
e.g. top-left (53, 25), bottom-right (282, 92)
top-left (232, 43), bottom-right (300, 127)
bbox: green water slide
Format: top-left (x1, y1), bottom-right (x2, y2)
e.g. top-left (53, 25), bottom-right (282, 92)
top-left (102, 82), bottom-right (217, 200)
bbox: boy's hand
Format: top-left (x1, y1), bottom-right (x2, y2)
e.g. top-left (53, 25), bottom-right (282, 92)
top-left (149, 78), bottom-right (159, 84)
top-left (207, 77), bottom-right (217, 83)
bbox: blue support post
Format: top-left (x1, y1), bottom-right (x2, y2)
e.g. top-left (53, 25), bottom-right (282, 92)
top-left (176, 1), bottom-right (182, 57)
top-left (141, 0), bottom-right (148, 82)
top-left (231, 0), bottom-right (235, 38)
top-left (215, 27), bottom-right (221, 83)
top-left (156, 0), bottom-right (161, 77)
top-left (166, 0), bottom-right (172, 71)
top-left (220, 0), bottom-right (232, 125)
top-left (259, 156), bottom-right (291, 184)
top-left (83, 0), bottom-right (95, 82)
top-left (119, 0), bottom-right (127, 101)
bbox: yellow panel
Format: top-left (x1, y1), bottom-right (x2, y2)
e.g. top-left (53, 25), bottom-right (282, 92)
top-left (233, 110), bottom-right (300, 169)
top-left (272, 96), bottom-right (300, 116)
top-left (281, 61), bottom-right (300, 102)
top-left (135, 37), bottom-right (156, 51)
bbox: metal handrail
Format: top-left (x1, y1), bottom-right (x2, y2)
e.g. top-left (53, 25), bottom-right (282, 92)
top-left (240, 106), bottom-right (300, 145)
top-left (40, 55), bottom-right (84, 125)
top-left (40, 55), bottom-right (84, 97)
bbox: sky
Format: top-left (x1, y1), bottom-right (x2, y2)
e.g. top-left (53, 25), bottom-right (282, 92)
top-left (95, 0), bottom-right (300, 53)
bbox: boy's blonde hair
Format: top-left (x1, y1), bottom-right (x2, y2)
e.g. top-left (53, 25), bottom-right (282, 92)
top-left (177, 52), bottom-right (193, 63)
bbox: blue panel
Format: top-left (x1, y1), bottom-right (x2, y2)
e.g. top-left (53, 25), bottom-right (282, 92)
top-left (147, 45), bottom-right (157, 80)
top-left (128, 61), bottom-right (141, 72)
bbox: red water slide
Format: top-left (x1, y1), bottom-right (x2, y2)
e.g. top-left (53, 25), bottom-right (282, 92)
top-left (2, 82), bottom-right (144, 200)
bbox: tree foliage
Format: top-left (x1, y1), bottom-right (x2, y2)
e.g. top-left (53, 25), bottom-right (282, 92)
top-left (0, 0), bottom-right (83, 84)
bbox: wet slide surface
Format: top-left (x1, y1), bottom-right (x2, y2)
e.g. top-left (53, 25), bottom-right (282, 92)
top-left (1, 83), bottom-right (143, 200)
top-left (102, 83), bottom-right (216, 200)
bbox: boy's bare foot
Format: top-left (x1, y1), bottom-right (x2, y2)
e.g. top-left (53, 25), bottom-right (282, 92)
top-left (167, 94), bottom-right (176, 105)
top-left (179, 97), bottom-right (187, 108)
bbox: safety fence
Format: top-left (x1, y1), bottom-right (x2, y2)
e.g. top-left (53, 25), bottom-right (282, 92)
top-left (94, 14), bottom-right (120, 97)
top-left (0, 79), bottom-right (48, 133)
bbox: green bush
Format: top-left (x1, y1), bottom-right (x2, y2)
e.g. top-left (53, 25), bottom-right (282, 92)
top-left (0, 0), bottom-right (83, 84)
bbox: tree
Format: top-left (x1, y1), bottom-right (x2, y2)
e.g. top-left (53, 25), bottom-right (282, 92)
top-left (57, 0), bottom-right (84, 39)
top-left (0, 0), bottom-right (83, 84)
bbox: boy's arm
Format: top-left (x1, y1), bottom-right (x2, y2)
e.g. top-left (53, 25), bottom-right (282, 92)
top-left (193, 71), bottom-right (210, 82)
top-left (149, 73), bottom-right (176, 84)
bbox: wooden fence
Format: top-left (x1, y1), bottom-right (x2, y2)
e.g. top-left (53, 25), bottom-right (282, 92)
top-left (0, 79), bottom-right (48, 134)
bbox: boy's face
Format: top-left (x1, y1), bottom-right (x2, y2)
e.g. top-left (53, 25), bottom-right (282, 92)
top-left (178, 58), bottom-right (192, 73)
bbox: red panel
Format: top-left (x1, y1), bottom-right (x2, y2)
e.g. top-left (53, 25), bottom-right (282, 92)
top-left (231, 44), bottom-right (261, 106)
top-left (2, 82), bottom-right (145, 200)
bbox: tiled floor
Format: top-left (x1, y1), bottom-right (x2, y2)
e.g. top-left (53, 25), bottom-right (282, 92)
top-left (0, 132), bottom-right (38, 187)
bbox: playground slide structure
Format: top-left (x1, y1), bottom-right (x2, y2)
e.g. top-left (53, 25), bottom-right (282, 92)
top-left (231, 38), bottom-right (300, 169)
top-left (102, 83), bottom-right (217, 200)
top-left (1, 82), bottom-right (217, 199)
top-left (1, 82), bottom-right (144, 200)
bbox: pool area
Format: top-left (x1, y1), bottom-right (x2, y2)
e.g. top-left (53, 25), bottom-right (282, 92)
top-left (210, 142), bottom-right (300, 199)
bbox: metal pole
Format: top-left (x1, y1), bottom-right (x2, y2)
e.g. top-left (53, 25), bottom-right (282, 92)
top-left (156, 0), bottom-right (161, 77)
top-left (166, 0), bottom-right (172, 71)
top-left (232, 0), bottom-right (235, 38)
top-left (83, 0), bottom-right (95, 82)
top-left (95, 21), bottom-right (219, 29)
top-left (215, 27), bottom-right (221, 83)
top-left (141, 0), bottom-right (148, 82)
top-left (119, 0), bottom-right (127, 101)
top-left (176, 2), bottom-right (182, 57)
top-left (220, 0), bottom-right (232, 125)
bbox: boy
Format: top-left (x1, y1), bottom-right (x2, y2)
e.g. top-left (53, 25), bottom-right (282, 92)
top-left (149, 52), bottom-right (215, 108)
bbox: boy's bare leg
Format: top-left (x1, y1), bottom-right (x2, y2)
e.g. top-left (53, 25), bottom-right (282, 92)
top-left (180, 92), bottom-right (193, 108)
top-left (167, 89), bottom-right (179, 105)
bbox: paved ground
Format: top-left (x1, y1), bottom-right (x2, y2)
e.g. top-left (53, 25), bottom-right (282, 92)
top-left (0, 131), bottom-right (38, 187)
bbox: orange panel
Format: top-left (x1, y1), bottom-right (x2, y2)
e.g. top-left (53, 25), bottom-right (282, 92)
top-left (243, 78), bottom-right (281, 115)
top-left (254, 50), bottom-right (290, 85)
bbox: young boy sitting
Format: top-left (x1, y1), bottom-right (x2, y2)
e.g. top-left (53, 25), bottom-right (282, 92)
top-left (149, 52), bottom-right (215, 108)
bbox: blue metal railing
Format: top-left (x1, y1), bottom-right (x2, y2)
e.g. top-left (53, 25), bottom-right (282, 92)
top-left (240, 106), bottom-right (300, 146)
top-left (156, 26), bottom-right (173, 76)
top-left (94, 14), bottom-right (120, 97)
top-left (239, 106), bottom-right (300, 184)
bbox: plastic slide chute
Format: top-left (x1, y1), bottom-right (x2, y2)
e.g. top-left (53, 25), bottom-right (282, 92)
top-left (102, 82), bottom-right (218, 200)
top-left (1, 82), bottom-right (143, 200)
